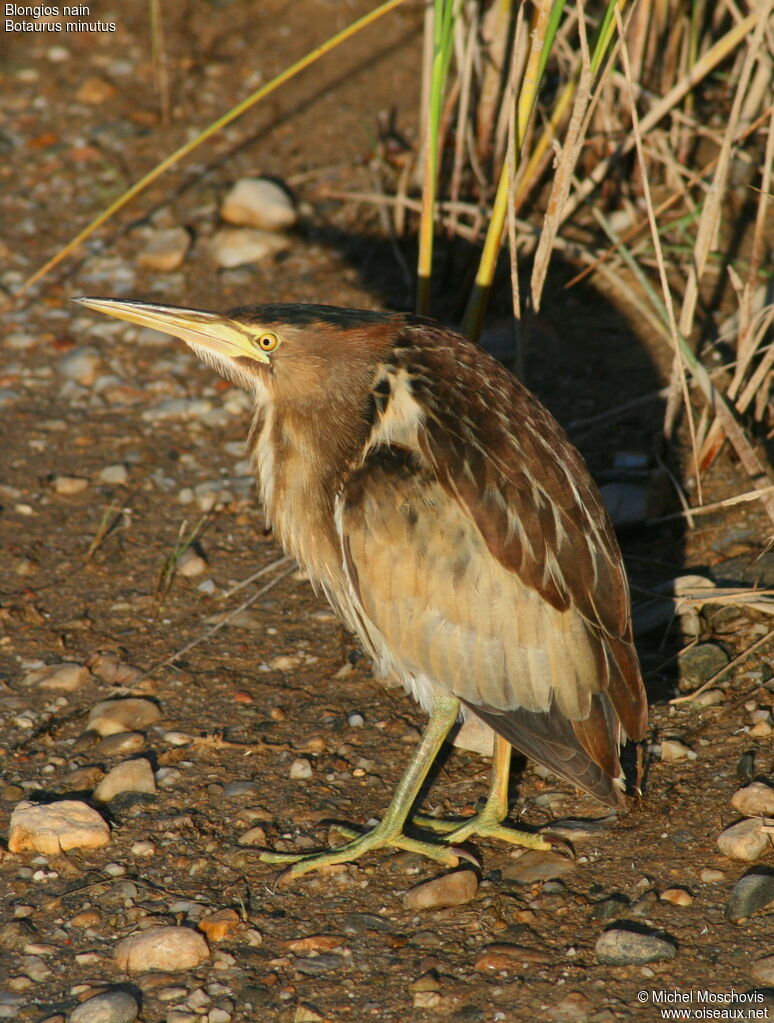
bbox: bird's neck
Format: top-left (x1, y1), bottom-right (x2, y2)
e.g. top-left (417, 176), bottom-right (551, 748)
top-left (248, 397), bottom-right (366, 588)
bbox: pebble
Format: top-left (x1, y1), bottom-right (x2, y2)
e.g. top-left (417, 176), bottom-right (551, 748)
top-left (699, 868), bottom-right (725, 882)
top-left (52, 475), bottom-right (89, 496)
top-left (210, 228), bottom-right (290, 269)
top-left (8, 800), bottom-right (110, 854)
top-left (717, 818), bottom-right (772, 861)
top-left (88, 654), bottom-right (142, 687)
top-left (114, 926), bottom-right (210, 973)
top-left (294, 953), bottom-right (344, 976)
top-left (131, 841), bottom-right (155, 857)
top-left (237, 826), bottom-right (267, 847)
top-left (289, 758), bottom-right (313, 780)
top-left (677, 643), bottom-right (729, 690)
top-left (692, 688), bottom-right (725, 707)
top-left (198, 909), bottom-right (241, 943)
top-left (724, 868), bottom-right (774, 921)
top-left (731, 781), bottom-right (774, 817)
top-left (137, 227), bottom-right (191, 272)
top-left (220, 178), bottom-right (297, 231)
top-left (87, 698), bottom-right (161, 736)
top-left (590, 894), bottom-right (629, 922)
top-left (751, 955), bottom-right (774, 984)
top-left (58, 346), bottom-right (103, 385)
top-left (403, 869), bottom-right (479, 910)
top-left (93, 732), bottom-right (146, 758)
top-left (93, 758), bottom-right (156, 802)
top-left (502, 849), bottom-right (575, 884)
top-left (21, 662), bottom-right (90, 692)
top-left (595, 927), bottom-right (676, 965)
top-left (474, 943), bottom-right (550, 972)
top-left (177, 548), bottom-right (208, 578)
top-left (660, 739), bottom-right (696, 762)
top-left (660, 887), bottom-right (693, 906)
top-left (69, 989), bottom-right (139, 1023)
top-left (99, 464), bottom-right (128, 485)
top-left (547, 991), bottom-right (596, 1023)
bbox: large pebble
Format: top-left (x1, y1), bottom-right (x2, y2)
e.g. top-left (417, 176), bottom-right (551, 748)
top-left (99, 464), bottom-right (129, 485)
top-left (93, 759), bottom-right (156, 802)
top-left (717, 818), bottom-right (772, 861)
top-left (87, 699), bottom-right (161, 736)
top-left (595, 927), bottom-right (676, 965)
top-left (677, 643), bottom-right (729, 689)
top-left (93, 732), bottom-right (146, 758)
top-left (731, 781), bottom-right (774, 817)
top-left (210, 228), bottom-right (290, 269)
top-left (220, 178), bottom-right (297, 230)
top-left (724, 867), bottom-right (774, 921)
top-left (660, 739), bottom-right (696, 762)
top-left (21, 662), bottom-right (90, 692)
top-left (58, 345), bottom-right (103, 385)
top-left (177, 548), bottom-right (208, 578)
top-left (8, 800), bottom-right (109, 854)
top-left (136, 227), bottom-right (191, 272)
top-left (69, 989), bottom-right (139, 1023)
top-left (403, 869), bottom-right (479, 910)
top-left (502, 849), bottom-right (575, 884)
top-left (474, 944), bottom-right (550, 971)
top-left (114, 926), bottom-right (210, 973)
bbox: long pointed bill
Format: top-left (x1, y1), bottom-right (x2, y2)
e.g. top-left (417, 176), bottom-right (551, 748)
top-left (73, 297), bottom-right (270, 363)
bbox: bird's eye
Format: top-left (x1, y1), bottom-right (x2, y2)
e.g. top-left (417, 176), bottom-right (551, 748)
top-left (254, 331), bottom-right (280, 353)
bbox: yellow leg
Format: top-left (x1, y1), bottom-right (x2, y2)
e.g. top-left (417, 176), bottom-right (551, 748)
top-left (409, 735), bottom-right (551, 850)
top-left (259, 694), bottom-right (463, 882)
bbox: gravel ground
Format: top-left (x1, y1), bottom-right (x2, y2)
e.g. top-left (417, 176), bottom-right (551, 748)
top-left (1, 3), bottom-right (773, 1021)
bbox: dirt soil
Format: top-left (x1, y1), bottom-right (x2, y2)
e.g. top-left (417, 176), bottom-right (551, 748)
top-left (1, 3), bottom-right (773, 1022)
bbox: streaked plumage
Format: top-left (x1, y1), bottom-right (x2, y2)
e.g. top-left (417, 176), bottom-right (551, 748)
top-left (76, 297), bottom-right (648, 878)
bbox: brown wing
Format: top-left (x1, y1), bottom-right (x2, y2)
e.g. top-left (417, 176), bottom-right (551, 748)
top-left (339, 324), bottom-right (646, 806)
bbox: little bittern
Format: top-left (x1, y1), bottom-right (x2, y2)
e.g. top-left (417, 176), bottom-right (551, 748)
top-left (77, 298), bottom-right (648, 880)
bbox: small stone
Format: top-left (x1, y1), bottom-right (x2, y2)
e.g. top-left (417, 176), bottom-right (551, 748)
top-left (751, 954), bottom-right (774, 984)
top-left (70, 910), bottom-right (102, 928)
top-left (269, 654), bottom-right (302, 670)
top-left (21, 662), bottom-right (90, 692)
top-left (59, 346), bottom-right (102, 385)
top-left (595, 927), bottom-right (676, 965)
top-left (547, 992), bottom-right (596, 1023)
top-left (114, 926), bottom-right (210, 973)
top-left (289, 758), bottom-right (313, 780)
top-left (210, 227), bottom-right (290, 269)
top-left (660, 888), bottom-right (693, 906)
top-left (731, 781), bottom-right (774, 817)
top-left (136, 227), bottom-right (190, 272)
top-left (75, 76), bottom-right (116, 104)
top-left (52, 475), bottom-right (89, 496)
top-left (677, 643), bottom-right (729, 690)
top-left (283, 935), bottom-right (345, 954)
top-left (347, 713), bottom-right (364, 728)
top-left (69, 989), bottom-right (139, 1023)
top-left (131, 841), bottom-right (155, 857)
top-left (502, 849), bottom-right (576, 884)
top-left (403, 869), bottom-right (479, 910)
top-left (94, 732), bottom-right (146, 758)
top-left (198, 909), bottom-right (241, 942)
top-left (293, 1006), bottom-right (324, 1023)
top-left (220, 178), bottom-right (297, 231)
top-left (87, 654), bottom-right (142, 687)
top-left (87, 698), bottom-right (161, 736)
top-left (724, 867), bottom-right (774, 921)
top-left (749, 720), bottom-right (773, 738)
top-left (590, 894), bottom-right (630, 922)
top-left (693, 688), bottom-right (724, 707)
top-left (660, 739), bottom-right (696, 762)
top-left (8, 800), bottom-right (109, 854)
top-left (177, 548), bottom-right (208, 578)
top-left (474, 943), bottom-right (550, 972)
top-left (717, 818), bottom-right (772, 861)
top-left (294, 953), bottom-right (343, 976)
top-left (93, 759), bottom-right (156, 802)
top-left (99, 464), bottom-right (128, 485)
top-left (237, 826), bottom-right (266, 846)
top-left (699, 868), bottom-right (725, 882)
top-left (452, 715), bottom-right (495, 755)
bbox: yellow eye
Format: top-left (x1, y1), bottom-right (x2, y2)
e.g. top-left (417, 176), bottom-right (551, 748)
top-left (254, 331), bottom-right (280, 353)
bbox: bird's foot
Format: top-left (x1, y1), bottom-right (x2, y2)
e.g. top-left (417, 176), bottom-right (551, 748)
top-left (408, 809), bottom-right (553, 851)
top-left (259, 821), bottom-right (461, 884)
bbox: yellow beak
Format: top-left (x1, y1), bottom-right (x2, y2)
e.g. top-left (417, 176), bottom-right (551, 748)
top-left (73, 297), bottom-right (271, 363)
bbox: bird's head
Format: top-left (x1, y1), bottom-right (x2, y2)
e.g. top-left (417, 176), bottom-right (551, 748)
top-left (74, 297), bottom-right (399, 410)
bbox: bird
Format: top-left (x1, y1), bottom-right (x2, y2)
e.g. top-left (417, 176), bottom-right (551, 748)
top-left (76, 296), bottom-right (648, 881)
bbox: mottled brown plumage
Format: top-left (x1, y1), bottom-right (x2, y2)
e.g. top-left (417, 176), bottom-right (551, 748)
top-left (76, 297), bottom-right (648, 880)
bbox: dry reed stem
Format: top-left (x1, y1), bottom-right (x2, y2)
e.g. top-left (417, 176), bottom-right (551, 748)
top-left (647, 483), bottom-right (774, 524)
